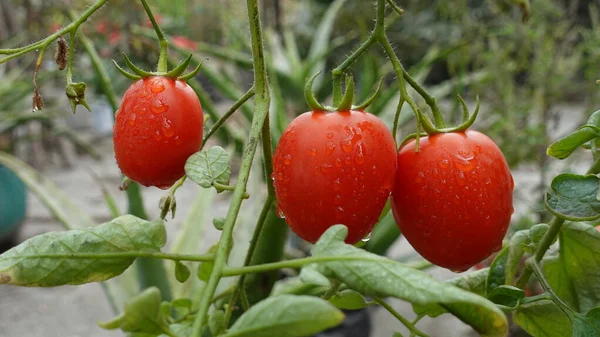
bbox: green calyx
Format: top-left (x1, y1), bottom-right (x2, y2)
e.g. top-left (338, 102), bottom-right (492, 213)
top-left (418, 95), bottom-right (480, 135)
top-left (304, 72), bottom-right (383, 112)
top-left (112, 53), bottom-right (204, 81)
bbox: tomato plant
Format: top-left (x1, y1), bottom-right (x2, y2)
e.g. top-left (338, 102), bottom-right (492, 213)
top-left (3, 1), bottom-right (600, 337)
top-left (392, 130), bottom-right (514, 271)
top-left (273, 109), bottom-right (396, 244)
top-left (114, 76), bottom-right (203, 189)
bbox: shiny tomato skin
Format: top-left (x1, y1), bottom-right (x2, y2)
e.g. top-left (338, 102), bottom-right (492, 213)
top-left (391, 130), bottom-right (514, 272)
top-left (113, 77), bottom-right (203, 189)
top-left (273, 110), bottom-right (397, 244)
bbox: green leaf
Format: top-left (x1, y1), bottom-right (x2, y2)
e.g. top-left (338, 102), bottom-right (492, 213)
top-left (329, 289), bottom-right (370, 310)
top-left (300, 264), bottom-right (331, 287)
top-left (311, 226), bottom-right (508, 337)
top-left (209, 309), bottom-right (226, 336)
top-left (514, 300), bottom-right (571, 337)
top-left (547, 110), bottom-right (600, 159)
top-left (270, 277), bottom-right (329, 297)
top-left (0, 215), bottom-right (165, 286)
top-left (572, 308), bottom-right (600, 336)
top-left (99, 287), bottom-right (172, 335)
top-left (487, 285), bottom-right (525, 308)
top-left (415, 268), bottom-right (490, 318)
top-left (505, 224), bottom-right (549, 285)
top-left (486, 246), bottom-right (509, 295)
top-left (543, 256), bottom-right (578, 310)
top-left (197, 245), bottom-right (218, 282)
top-left (545, 174), bottom-right (600, 221)
top-left (222, 295), bottom-right (344, 337)
top-left (175, 262), bottom-right (191, 283)
top-left (558, 222), bottom-right (600, 312)
top-left (185, 146), bottom-right (231, 189)
top-left (0, 151), bottom-right (94, 229)
top-left (447, 268), bottom-right (489, 297)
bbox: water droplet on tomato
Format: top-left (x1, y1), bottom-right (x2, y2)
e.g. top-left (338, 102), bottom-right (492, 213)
top-left (414, 172), bottom-right (425, 183)
top-left (454, 151), bottom-right (477, 171)
top-left (157, 185), bottom-right (171, 190)
top-left (438, 159), bottom-right (449, 169)
top-left (361, 232), bottom-right (372, 243)
top-left (354, 142), bottom-right (365, 165)
top-left (270, 172), bottom-right (275, 181)
top-left (133, 128), bottom-right (139, 136)
top-left (334, 178), bottom-right (341, 191)
top-left (334, 158), bottom-right (343, 167)
top-left (344, 156), bottom-right (352, 165)
top-left (276, 206), bottom-right (286, 219)
top-left (327, 132), bottom-right (334, 139)
top-left (283, 154), bottom-right (292, 165)
top-left (154, 130), bottom-right (163, 141)
top-left (175, 136), bottom-right (182, 145)
top-left (128, 113), bottom-right (137, 126)
top-left (341, 138), bottom-right (353, 153)
top-left (457, 171), bottom-right (466, 186)
top-left (326, 142), bottom-right (336, 155)
top-left (151, 80), bottom-right (166, 93)
top-left (320, 163), bottom-right (333, 174)
top-left (485, 178), bottom-right (492, 185)
top-left (161, 118), bottom-right (175, 137)
top-left (151, 98), bottom-right (169, 114)
top-left (310, 148), bottom-right (317, 156)
top-left (334, 194), bottom-right (342, 205)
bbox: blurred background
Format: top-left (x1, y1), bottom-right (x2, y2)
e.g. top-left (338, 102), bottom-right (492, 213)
top-left (0, 0), bottom-right (599, 336)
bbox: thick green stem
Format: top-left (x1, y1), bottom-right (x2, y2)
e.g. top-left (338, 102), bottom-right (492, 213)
top-left (191, 0), bottom-right (270, 335)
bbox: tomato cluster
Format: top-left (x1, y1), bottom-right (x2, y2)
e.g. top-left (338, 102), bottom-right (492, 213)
top-left (114, 75), bottom-right (513, 271)
top-left (272, 111), bottom-right (513, 271)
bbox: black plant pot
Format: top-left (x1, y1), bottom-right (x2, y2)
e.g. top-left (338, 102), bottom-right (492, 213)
top-left (314, 308), bottom-right (371, 337)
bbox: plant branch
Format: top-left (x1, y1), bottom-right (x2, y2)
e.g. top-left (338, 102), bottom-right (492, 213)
top-left (0, 0), bottom-right (108, 64)
top-left (190, 0), bottom-right (271, 334)
top-left (202, 86), bottom-right (255, 146)
top-left (374, 297), bottom-right (430, 337)
top-left (221, 255), bottom-right (433, 277)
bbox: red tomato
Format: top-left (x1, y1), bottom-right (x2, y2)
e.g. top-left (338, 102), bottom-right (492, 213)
top-left (391, 130), bottom-right (514, 272)
top-left (272, 110), bottom-right (397, 244)
top-left (114, 77), bottom-right (203, 189)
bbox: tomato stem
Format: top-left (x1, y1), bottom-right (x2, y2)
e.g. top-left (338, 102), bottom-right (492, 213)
top-left (139, 0), bottom-right (169, 73)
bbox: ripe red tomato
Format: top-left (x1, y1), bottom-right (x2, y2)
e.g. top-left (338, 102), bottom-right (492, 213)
top-left (114, 76), bottom-right (203, 189)
top-left (272, 110), bottom-right (397, 244)
top-left (391, 130), bottom-right (514, 272)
